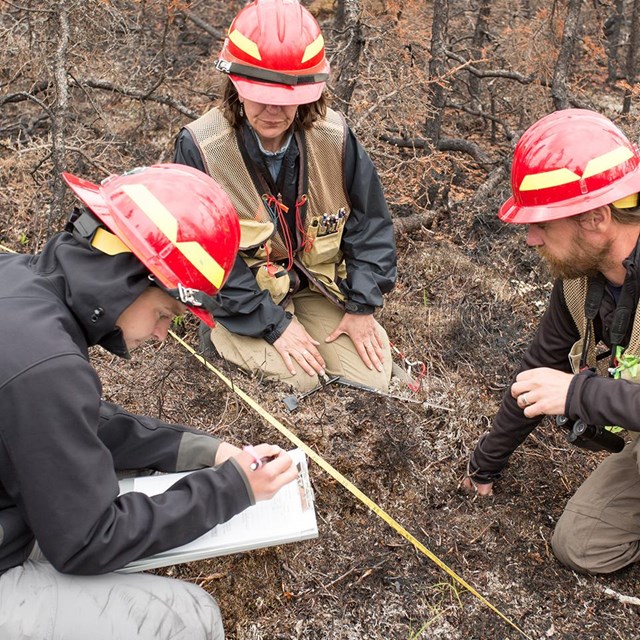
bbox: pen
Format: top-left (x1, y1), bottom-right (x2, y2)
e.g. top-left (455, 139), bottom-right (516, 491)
top-left (243, 445), bottom-right (278, 471)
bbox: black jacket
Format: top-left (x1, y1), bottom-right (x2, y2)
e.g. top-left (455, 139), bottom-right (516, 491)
top-left (470, 244), bottom-right (640, 481)
top-left (173, 118), bottom-right (397, 343)
top-left (0, 231), bottom-right (252, 575)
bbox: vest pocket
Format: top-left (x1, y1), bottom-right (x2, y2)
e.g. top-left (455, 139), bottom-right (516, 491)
top-left (306, 262), bottom-right (344, 300)
top-left (239, 219), bottom-right (275, 251)
top-left (568, 339), bottom-right (583, 374)
top-left (303, 215), bottom-right (344, 267)
top-left (255, 264), bottom-right (291, 305)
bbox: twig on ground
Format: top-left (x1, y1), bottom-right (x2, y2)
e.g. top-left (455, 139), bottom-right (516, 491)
top-left (604, 587), bottom-right (640, 606)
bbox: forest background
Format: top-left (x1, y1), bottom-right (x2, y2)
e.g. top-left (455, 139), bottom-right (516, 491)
top-left (1, 0), bottom-right (640, 638)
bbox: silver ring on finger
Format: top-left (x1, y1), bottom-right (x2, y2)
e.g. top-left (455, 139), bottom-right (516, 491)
top-left (520, 393), bottom-right (530, 407)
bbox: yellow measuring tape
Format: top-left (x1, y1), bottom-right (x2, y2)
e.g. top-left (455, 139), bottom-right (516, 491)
top-left (170, 331), bottom-right (532, 639)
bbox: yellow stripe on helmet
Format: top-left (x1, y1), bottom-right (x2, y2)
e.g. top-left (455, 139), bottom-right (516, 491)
top-left (228, 29), bottom-right (261, 61)
top-left (174, 241), bottom-right (225, 289)
top-left (582, 146), bottom-right (634, 178)
top-left (121, 184), bottom-right (225, 289)
top-left (519, 168), bottom-right (581, 191)
top-left (519, 145), bottom-right (635, 192)
top-left (302, 34), bottom-right (324, 64)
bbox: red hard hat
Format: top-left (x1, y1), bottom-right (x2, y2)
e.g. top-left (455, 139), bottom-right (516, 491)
top-left (217, 0), bottom-right (330, 106)
top-left (62, 164), bottom-right (240, 327)
top-left (499, 109), bottom-right (640, 224)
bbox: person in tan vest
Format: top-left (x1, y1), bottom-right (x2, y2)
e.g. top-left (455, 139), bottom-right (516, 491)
top-left (173, 0), bottom-right (396, 393)
top-left (463, 109), bottom-right (640, 574)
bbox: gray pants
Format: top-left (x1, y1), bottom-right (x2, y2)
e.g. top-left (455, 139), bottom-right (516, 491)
top-left (0, 556), bottom-right (225, 639)
top-left (552, 433), bottom-right (640, 574)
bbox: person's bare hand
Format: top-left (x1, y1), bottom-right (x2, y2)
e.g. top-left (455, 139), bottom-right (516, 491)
top-left (325, 313), bottom-right (384, 372)
top-left (235, 444), bottom-right (299, 502)
top-left (460, 476), bottom-right (493, 496)
top-left (273, 320), bottom-right (325, 377)
top-left (511, 367), bottom-right (573, 418)
top-left (214, 442), bottom-right (241, 466)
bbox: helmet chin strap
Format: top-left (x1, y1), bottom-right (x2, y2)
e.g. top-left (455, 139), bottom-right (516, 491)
top-left (147, 276), bottom-right (218, 316)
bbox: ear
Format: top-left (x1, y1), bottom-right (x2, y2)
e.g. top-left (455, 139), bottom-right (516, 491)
top-left (578, 206), bottom-right (611, 232)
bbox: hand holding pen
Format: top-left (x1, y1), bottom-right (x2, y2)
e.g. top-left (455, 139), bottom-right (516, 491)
top-left (238, 444), bottom-right (298, 501)
top-left (243, 445), bottom-right (279, 471)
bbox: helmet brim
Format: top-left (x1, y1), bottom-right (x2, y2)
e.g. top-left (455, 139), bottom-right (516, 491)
top-left (62, 172), bottom-right (112, 219)
top-left (188, 306), bottom-right (216, 328)
top-left (231, 76), bottom-right (324, 106)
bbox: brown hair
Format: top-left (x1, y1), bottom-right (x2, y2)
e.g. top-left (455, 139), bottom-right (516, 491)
top-left (218, 77), bottom-right (327, 130)
top-left (609, 201), bottom-right (640, 225)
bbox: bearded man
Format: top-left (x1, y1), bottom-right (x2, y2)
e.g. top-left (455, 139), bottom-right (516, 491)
top-left (463, 109), bottom-right (640, 575)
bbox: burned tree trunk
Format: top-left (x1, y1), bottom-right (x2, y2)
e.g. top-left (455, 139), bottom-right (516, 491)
top-left (424, 0), bottom-right (449, 144)
top-left (50, 0), bottom-right (71, 230)
top-left (332, 0), bottom-right (363, 113)
top-left (468, 0), bottom-right (491, 112)
top-left (551, 0), bottom-right (583, 111)
top-left (622, 0), bottom-right (640, 114)
top-left (604, 0), bottom-right (625, 84)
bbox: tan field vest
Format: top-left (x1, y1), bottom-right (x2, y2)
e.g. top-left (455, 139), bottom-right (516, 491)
top-left (564, 277), bottom-right (640, 382)
top-left (186, 108), bottom-right (351, 305)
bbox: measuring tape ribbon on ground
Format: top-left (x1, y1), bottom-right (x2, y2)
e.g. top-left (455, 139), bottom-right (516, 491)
top-left (171, 331), bottom-right (532, 639)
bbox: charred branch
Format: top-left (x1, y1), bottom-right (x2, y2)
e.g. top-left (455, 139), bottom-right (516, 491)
top-left (437, 137), bottom-right (494, 170)
top-left (71, 78), bottom-right (199, 120)
top-left (178, 9), bottom-right (225, 41)
top-left (392, 212), bottom-right (439, 236)
top-left (0, 89), bottom-right (51, 110)
top-left (0, 80), bottom-right (50, 102)
top-left (447, 101), bottom-right (516, 140)
top-left (604, 0), bottom-right (625, 83)
top-left (445, 50), bottom-right (534, 84)
top-left (380, 133), bottom-right (494, 170)
top-left (473, 165), bottom-right (508, 206)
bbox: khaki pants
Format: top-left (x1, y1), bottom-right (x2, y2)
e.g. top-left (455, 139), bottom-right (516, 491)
top-left (208, 289), bottom-right (392, 393)
top-left (0, 555), bottom-right (224, 639)
top-left (552, 433), bottom-right (640, 574)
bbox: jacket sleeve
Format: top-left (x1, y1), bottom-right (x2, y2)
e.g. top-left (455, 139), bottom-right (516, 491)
top-left (339, 128), bottom-right (397, 310)
top-left (469, 280), bottom-right (578, 481)
top-left (566, 362), bottom-right (640, 431)
top-left (173, 127), bottom-right (292, 342)
top-left (0, 353), bottom-right (253, 575)
top-left (97, 400), bottom-right (222, 472)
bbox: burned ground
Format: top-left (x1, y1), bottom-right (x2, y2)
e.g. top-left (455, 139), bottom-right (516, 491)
top-left (91, 210), bottom-right (640, 639)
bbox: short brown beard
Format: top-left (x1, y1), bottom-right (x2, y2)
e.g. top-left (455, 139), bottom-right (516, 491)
top-left (537, 234), bottom-right (613, 280)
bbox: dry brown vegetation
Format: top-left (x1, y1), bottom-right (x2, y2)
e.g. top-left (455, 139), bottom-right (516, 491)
top-left (2, 0), bottom-right (640, 638)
